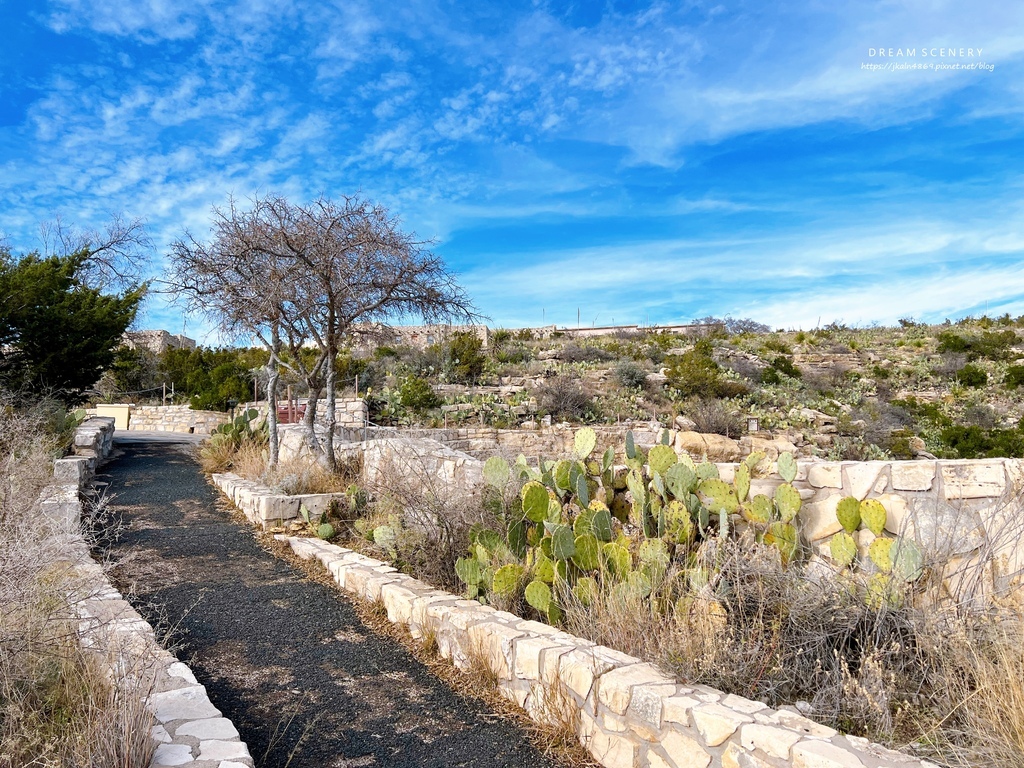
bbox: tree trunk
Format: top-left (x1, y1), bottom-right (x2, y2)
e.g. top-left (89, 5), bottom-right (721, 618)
top-left (266, 365), bottom-right (280, 467)
top-left (301, 378), bottom-right (321, 456)
top-left (266, 328), bottom-right (282, 466)
top-left (323, 349), bottom-right (337, 471)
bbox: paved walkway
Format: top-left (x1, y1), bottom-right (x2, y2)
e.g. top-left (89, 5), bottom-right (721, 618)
top-left (101, 436), bottom-right (556, 768)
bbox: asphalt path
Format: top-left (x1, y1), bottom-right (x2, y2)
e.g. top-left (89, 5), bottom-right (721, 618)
top-left (100, 436), bottom-right (556, 768)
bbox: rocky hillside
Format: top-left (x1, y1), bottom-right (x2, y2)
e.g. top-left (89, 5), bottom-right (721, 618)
top-left (360, 315), bottom-right (1024, 461)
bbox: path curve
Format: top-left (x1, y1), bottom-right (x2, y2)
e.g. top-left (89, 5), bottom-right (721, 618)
top-left (100, 437), bottom-right (558, 768)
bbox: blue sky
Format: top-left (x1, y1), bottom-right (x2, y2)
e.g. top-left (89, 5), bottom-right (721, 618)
top-left (2, 0), bottom-right (1023, 343)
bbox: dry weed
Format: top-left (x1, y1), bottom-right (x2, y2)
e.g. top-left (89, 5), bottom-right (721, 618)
top-left (0, 401), bottom-right (155, 767)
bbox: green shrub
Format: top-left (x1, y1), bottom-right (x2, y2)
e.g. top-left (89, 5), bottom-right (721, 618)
top-left (937, 329), bottom-right (1017, 360)
top-left (614, 361), bottom-right (649, 390)
top-left (1005, 365), bottom-right (1024, 389)
top-left (398, 375), bottom-right (440, 412)
top-left (447, 332), bottom-right (486, 383)
top-left (956, 363), bottom-right (988, 387)
top-left (664, 339), bottom-right (747, 398)
top-left (939, 424), bottom-right (1024, 459)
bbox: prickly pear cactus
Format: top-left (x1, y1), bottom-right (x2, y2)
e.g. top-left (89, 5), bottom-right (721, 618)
top-left (698, 479), bottom-right (738, 515)
top-left (574, 427), bottom-right (597, 459)
top-left (869, 537), bottom-right (894, 572)
top-left (524, 580), bottom-right (552, 612)
top-left (483, 456), bottom-right (511, 488)
top-left (776, 452), bottom-right (798, 483)
top-left (830, 531), bottom-right (857, 568)
top-left (860, 499), bottom-right (887, 536)
top-left (892, 538), bottom-right (924, 582)
top-left (648, 444), bottom-right (677, 475)
top-left (492, 564), bottom-right (525, 597)
top-left (836, 497), bottom-right (861, 533)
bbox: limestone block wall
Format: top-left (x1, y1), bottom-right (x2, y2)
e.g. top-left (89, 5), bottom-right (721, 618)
top-left (53, 419), bottom-right (253, 768)
top-left (272, 534), bottom-right (934, 768)
top-left (128, 405), bottom-right (229, 434)
top-left (759, 458), bottom-right (1024, 606)
top-left (388, 424), bottom-right (797, 464)
top-left (240, 397), bottom-right (368, 431)
top-left (210, 471), bottom-right (350, 530)
top-left (341, 428), bottom-right (1024, 605)
top-left (360, 436), bottom-right (484, 501)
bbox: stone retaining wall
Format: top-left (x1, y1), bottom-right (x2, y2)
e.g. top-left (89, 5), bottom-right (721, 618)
top-left (128, 405), bottom-right (229, 434)
top-left (54, 418), bottom-right (252, 768)
top-left (211, 471), bottom-right (349, 530)
top-left (272, 534), bottom-right (934, 768)
top-left (355, 432), bottom-right (1024, 607)
top-left (384, 424), bottom-right (799, 463)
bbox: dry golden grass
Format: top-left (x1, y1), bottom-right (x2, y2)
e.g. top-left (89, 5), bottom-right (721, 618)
top-left (203, 436), bottom-right (356, 494)
top-left (0, 402), bottom-right (155, 768)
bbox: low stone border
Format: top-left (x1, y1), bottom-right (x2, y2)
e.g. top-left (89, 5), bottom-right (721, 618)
top-left (54, 418), bottom-right (253, 768)
top-left (269, 534), bottom-right (935, 768)
top-left (211, 471), bottom-right (347, 530)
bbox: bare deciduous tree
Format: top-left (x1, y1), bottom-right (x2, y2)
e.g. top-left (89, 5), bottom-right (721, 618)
top-left (39, 213), bottom-right (151, 291)
top-left (169, 193), bottom-right (479, 468)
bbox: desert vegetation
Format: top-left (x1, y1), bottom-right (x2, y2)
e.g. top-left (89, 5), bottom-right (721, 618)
top-left (0, 398), bottom-right (154, 767)
top-left (313, 426), bottom-right (1024, 767)
top-left (132, 312), bottom-right (1024, 462)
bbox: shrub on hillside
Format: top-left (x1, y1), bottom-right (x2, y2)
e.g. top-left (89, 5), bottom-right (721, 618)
top-left (398, 375), bottom-right (440, 412)
top-left (956, 363), bottom-right (988, 387)
top-left (536, 375), bottom-right (597, 422)
top-left (664, 339), bottom-right (748, 399)
top-left (685, 398), bottom-right (743, 437)
top-left (614, 361), bottom-right (649, 390)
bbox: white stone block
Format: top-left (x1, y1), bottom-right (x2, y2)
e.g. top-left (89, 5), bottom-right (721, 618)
top-left (149, 685), bottom-right (221, 723)
top-left (741, 723), bottom-right (803, 759)
top-left (941, 460), bottom-right (1006, 500)
top-left (807, 464), bottom-right (842, 489)
top-left (152, 743), bottom-right (194, 766)
top-left (891, 462), bottom-right (935, 492)
top-left (198, 740), bottom-right (251, 762)
top-left (691, 702), bottom-right (753, 746)
top-left (793, 740), bottom-right (865, 768)
top-left (662, 729), bottom-right (712, 768)
top-left (596, 662), bottom-right (672, 715)
top-left (175, 717), bottom-right (240, 740)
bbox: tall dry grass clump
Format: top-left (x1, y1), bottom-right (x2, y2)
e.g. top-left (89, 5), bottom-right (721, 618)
top-left (0, 401), bottom-right (154, 767)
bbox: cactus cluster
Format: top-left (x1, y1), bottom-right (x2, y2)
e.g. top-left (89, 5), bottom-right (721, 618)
top-left (210, 408), bottom-right (264, 448)
top-left (828, 495), bottom-right (925, 606)
top-left (456, 427), bottom-right (806, 624)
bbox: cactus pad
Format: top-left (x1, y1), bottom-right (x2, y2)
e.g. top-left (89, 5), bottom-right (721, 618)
top-left (836, 496), bottom-right (861, 533)
top-left (521, 481), bottom-right (549, 523)
top-left (524, 580), bottom-right (552, 612)
top-left (665, 463), bottom-right (697, 499)
top-left (734, 463), bottom-right (751, 503)
top-left (574, 427), bottom-right (597, 458)
top-left (572, 534), bottom-right (600, 571)
top-left (744, 494), bottom-right (773, 525)
top-left (483, 456), bottom-right (511, 488)
top-left (699, 478), bottom-right (739, 514)
top-left (892, 538), bottom-right (924, 582)
top-left (492, 564), bottom-right (525, 597)
top-left (776, 451), bottom-right (798, 483)
top-left (774, 483), bottom-right (802, 522)
top-left (551, 524), bottom-right (576, 560)
top-left (829, 531), bottom-right (857, 568)
top-left (860, 499), bottom-right (888, 536)
top-left (869, 537), bottom-right (894, 572)
top-left (766, 522), bottom-right (798, 564)
top-left (648, 444), bottom-right (678, 475)
top-left (602, 542), bottom-right (631, 578)
top-left (455, 556), bottom-right (482, 586)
